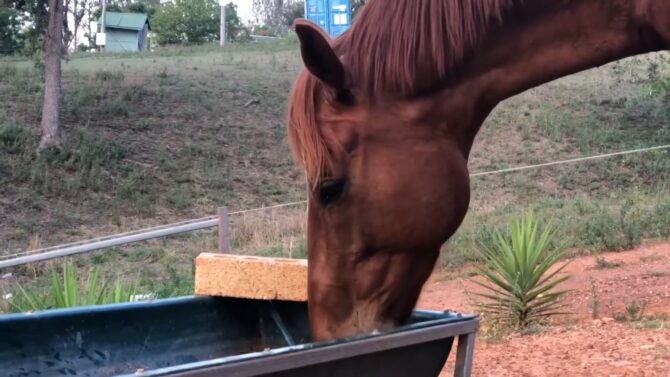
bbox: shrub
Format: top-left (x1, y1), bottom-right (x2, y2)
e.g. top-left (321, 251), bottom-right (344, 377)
top-left (471, 210), bottom-right (572, 328)
top-left (0, 121), bottom-right (27, 153)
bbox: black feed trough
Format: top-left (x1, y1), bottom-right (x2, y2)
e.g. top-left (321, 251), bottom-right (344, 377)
top-left (0, 296), bottom-right (479, 377)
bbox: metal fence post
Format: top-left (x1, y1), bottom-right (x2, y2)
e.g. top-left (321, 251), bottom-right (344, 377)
top-left (453, 332), bottom-right (476, 377)
top-left (218, 207), bottom-right (230, 253)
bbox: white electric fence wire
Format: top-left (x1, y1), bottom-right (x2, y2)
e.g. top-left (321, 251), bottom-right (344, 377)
top-left (1, 144), bottom-right (668, 268)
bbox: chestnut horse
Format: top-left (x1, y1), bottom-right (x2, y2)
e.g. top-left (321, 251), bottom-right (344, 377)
top-left (286, 0), bottom-right (670, 341)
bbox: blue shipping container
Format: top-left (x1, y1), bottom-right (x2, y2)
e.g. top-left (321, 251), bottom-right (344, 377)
top-left (306, 0), bottom-right (351, 38)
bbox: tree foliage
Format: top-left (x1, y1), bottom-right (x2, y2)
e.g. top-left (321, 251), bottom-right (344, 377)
top-left (0, 4), bottom-right (21, 54)
top-left (151, 0), bottom-right (220, 45)
top-left (223, 2), bottom-right (250, 42)
top-left (351, 0), bottom-right (365, 19)
top-left (5, 0), bottom-right (49, 57)
top-left (92, 0), bottom-right (160, 19)
top-left (282, 0), bottom-right (303, 27)
top-left (253, 0), bottom-right (303, 35)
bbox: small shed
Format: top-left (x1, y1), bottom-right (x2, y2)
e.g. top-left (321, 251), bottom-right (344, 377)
top-left (97, 12), bottom-right (150, 52)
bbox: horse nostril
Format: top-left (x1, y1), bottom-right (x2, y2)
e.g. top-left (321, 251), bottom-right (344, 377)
top-left (318, 178), bottom-right (347, 206)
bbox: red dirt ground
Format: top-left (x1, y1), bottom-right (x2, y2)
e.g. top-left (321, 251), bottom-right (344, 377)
top-left (416, 242), bottom-right (670, 377)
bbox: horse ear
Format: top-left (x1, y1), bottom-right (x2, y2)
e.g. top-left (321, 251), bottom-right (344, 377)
top-left (293, 18), bottom-right (347, 90)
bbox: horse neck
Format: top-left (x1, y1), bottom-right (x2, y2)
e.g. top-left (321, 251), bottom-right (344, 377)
top-left (431, 0), bottom-right (668, 153)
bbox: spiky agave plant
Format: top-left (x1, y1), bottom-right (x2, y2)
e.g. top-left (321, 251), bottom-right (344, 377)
top-left (472, 210), bottom-right (572, 328)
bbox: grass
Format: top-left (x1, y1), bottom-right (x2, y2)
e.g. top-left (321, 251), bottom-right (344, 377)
top-left (0, 42), bottom-right (669, 309)
top-left (2, 261), bottom-right (138, 313)
top-left (610, 299), bottom-right (649, 323)
top-left (647, 270), bottom-right (667, 278)
top-left (603, 297), bottom-right (670, 329)
top-left (640, 254), bottom-right (664, 263)
top-left (590, 278), bottom-right (600, 319)
top-left (441, 186), bottom-right (670, 268)
top-left (0, 40), bottom-right (305, 254)
top-left (595, 256), bottom-right (622, 269)
top-left (629, 313), bottom-right (670, 329)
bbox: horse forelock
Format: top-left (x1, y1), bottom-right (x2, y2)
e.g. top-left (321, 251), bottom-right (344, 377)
top-left (288, 0), bottom-right (518, 185)
top-left (287, 70), bottom-right (334, 189)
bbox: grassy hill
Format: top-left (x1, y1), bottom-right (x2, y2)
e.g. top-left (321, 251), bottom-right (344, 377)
top-left (1, 40), bottom-right (669, 306)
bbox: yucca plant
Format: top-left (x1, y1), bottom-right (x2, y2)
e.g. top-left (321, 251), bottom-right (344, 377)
top-left (471, 210), bottom-right (572, 328)
top-left (6, 261), bottom-right (138, 313)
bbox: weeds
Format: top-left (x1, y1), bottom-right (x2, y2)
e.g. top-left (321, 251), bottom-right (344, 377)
top-left (629, 314), bottom-right (670, 329)
top-left (0, 121), bottom-right (27, 153)
top-left (606, 299), bottom-right (669, 329)
top-left (595, 256), bottom-right (622, 269)
top-left (640, 254), bottom-right (664, 263)
top-left (230, 208), bottom-right (307, 256)
top-left (647, 271), bottom-right (666, 278)
top-left (143, 264), bottom-right (194, 298)
top-left (94, 70), bottom-right (125, 82)
top-left (619, 198), bottom-right (643, 250)
top-left (653, 199), bottom-right (670, 238)
top-left (612, 300), bottom-right (649, 323)
top-left (590, 278), bottom-right (600, 319)
top-left (625, 300), bottom-right (648, 321)
top-left (25, 130), bottom-right (126, 196)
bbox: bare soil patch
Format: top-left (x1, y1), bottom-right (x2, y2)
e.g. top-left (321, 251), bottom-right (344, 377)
top-left (417, 242), bottom-right (670, 376)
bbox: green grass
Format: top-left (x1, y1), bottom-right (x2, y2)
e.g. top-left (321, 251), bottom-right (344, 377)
top-left (0, 42), bottom-right (669, 308)
top-left (629, 314), bottom-right (670, 329)
top-left (0, 39), bottom-right (305, 254)
top-left (441, 186), bottom-right (670, 268)
top-left (2, 261), bottom-right (138, 313)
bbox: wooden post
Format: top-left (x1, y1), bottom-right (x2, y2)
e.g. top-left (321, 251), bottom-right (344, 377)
top-left (218, 207), bottom-right (230, 253)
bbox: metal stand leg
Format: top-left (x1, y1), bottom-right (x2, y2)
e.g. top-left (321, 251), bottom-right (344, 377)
top-left (453, 332), bottom-right (476, 377)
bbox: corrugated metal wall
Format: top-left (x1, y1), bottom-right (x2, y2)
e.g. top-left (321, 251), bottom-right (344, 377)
top-left (306, 0), bottom-right (351, 38)
top-left (105, 30), bottom-right (141, 52)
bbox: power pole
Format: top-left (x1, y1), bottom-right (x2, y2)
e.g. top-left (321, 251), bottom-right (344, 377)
top-left (100, 0), bottom-right (106, 52)
top-left (220, 3), bottom-right (226, 46)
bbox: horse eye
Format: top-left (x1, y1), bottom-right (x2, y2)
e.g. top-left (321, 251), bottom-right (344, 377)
top-left (318, 179), bottom-right (347, 206)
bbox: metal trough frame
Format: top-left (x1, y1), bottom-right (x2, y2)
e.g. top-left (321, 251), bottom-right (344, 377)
top-left (0, 296), bottom-right (478, 377)
top-left (133, 311), bottom-right (478, 377)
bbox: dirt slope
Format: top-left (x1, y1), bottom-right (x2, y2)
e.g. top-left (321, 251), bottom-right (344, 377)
top-left (416, 242), bottom-right (670, 376)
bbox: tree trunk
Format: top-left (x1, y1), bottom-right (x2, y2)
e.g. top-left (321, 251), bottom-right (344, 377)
top-left (39, 0), bottom-right (63, 150)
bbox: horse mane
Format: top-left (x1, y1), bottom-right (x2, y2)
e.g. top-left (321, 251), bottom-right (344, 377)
top-left (288, 0), bottom-right (517, 187)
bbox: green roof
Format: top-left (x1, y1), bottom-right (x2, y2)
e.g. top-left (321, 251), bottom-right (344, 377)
top-left (99, 12), bottom-right (150, 31)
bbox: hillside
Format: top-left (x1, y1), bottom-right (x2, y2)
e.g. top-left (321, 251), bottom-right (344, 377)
top-left (0, 40), bottom-right (669, 299)
top-left (1, 42), bottom-right (306, 250)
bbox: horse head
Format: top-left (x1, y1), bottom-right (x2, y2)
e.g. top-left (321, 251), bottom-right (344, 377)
top-left (287, 0), bottom-right (670, 340)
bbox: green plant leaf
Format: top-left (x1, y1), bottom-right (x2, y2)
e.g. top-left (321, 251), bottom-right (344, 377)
top-left (469, 210), bottom-right (572, 328)
top-left (51, 267), bottom-right (65, 308)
